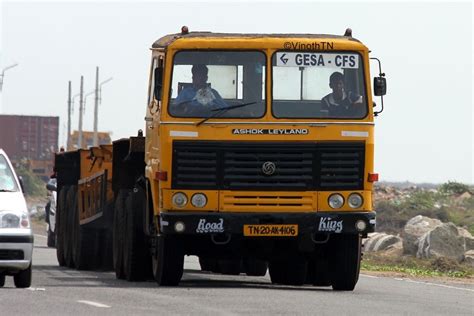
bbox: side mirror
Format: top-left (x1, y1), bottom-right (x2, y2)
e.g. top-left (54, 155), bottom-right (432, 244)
top-left (373, 77), bottom-right (387, 96)
top-left (46, 182), bottom-right (57, 192)
top-left (18, 176), bottom-right (25, 194)
top-left (154, 66), bottom-right (164, 101)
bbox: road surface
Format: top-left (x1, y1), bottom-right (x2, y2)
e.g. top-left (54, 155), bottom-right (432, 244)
top-left (0, 232), bottom-right (473, 315)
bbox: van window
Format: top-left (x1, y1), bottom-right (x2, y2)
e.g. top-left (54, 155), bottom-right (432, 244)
top-left (0, 155), bottom-right (19, 192)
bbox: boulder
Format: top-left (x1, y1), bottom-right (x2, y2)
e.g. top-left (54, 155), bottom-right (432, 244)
top-left (402, 215), bottom-right (442, 255)
top-left (363, 232), bottom-right (402, 252)
top-left (417, 223), bottom-right (465, 261)
top-left (457, 227), bottom-right (474, 251)
top-left (463, 250), bottom-right (474, 267)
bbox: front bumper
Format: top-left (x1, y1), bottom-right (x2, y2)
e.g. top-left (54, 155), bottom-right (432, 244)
top-left (160, 211), bottom-right (376, 235)
top-left (0, 234), bottom-right (34, 271)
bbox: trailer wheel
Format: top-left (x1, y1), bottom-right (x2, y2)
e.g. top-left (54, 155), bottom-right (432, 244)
top-left (330, 234), bottom-right (361, 291)
top-left (244, 258), bottom-right (268, 277)
top-left (56, 186), bottom-right (69, 266)
top-left (306, 257), bottom-right (331, 286)
top-left (152, 235), bottom-right (184, 286)
top-left (113, 190), bottom-right (129, 279)
top-left (73, 198), bottom-right (97, 270)
top-left (123, 187), bottom-right (151, 281)
top-left (64, 186), bottom-right (77, 268)
top-left (269, 260), bottom-right (286, 284)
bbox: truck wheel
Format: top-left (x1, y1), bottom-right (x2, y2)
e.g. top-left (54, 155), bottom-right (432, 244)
top-left (0, 274), bottom-right (5, 287)
top-left (47, 227), bottom-right (56, 248)
top-left (306, 257), bottom-right (331, 286)
top-left (244, 258), bottom-right (268, 277)
top-left (123, 188), bottom-right (151, 281)
top-left (199, 257), bottom-right (218, 272)
top-left (218, 259), bottom-right (241, 275)
top-left (152, 235), bottom-right (184, 286)
top-left (330, 234), bottom-right (361, 291)
top-left (73, 199), bottom-right (96, 270)
top-left (56, 186), bottom-right (69, 267)
top-left (13, 264), bottom-right (32, 288)
top-left (269, 260), bottom-right (286, 284)
top-left (113, 190), bottom-right (129, 279)
top-left (65, 186), bottom-right (77, 268)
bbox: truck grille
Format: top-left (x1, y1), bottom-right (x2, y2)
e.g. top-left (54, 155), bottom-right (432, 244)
top-left (172, 141), bottom-right (364, 191)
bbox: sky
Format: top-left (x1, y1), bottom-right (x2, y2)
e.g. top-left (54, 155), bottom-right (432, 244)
top-left (1, 0), bottom-right (473, 184)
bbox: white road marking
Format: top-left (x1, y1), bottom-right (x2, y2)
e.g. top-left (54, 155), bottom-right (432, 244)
top-left (403, 279), bottom-right (474, 292)
top-left (27, 287), bottom-right (46, 291)
top-left (34, 234), bottom-right (47, 239)
top-left (360, 274), bottom-right (379, 279)
top-left (77, 300), bottom-right (111, 308)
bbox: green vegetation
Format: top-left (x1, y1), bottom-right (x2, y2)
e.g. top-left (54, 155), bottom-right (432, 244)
top-left (362, 253), bottom-right (473, 278)
top-left (376, 181), bottom-right (474, 235)
top-left (14, 164), bottom-right (46, 197)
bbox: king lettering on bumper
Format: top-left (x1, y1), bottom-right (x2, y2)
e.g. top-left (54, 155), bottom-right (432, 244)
top-left (159, 212), bottom-right (376, 235)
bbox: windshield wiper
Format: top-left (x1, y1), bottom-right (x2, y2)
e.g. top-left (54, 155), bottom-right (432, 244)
top-left (196, 101), bottom-right (257, 126)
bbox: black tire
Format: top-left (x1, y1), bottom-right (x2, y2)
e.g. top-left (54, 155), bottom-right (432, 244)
top-left (45, 202), bottom-right (51, 224)
top-left (73, 198), bottom-right (97, 270)
top-left (56, 186), bottom-right (69, 267)
top-left (330, 234), bottom-right (361, 291)
top-left (47, 228), bottom-right (56, 248)
top-left (123, 187), bottom-right (151, 281)
top-left (152, 235), bottom-right (184, 286)
top-left (0, 274), bottom-right (5, 287)
top-left (113, 190), bottom-right (129, 279)
top-left (199, 257), bottom-right (219, 272)
top-left (306, 257), bottom-right (331, 286)
top-left (243, 258), bottom-right (268, 277)
top-left (269, 260), bottom-right (286, 284)
top-left (14, 264), bottom-right (32, 288)
top-left (64, 186), bottom-right (77, 268)
top-left (218, 259), bottom-right (241, 275)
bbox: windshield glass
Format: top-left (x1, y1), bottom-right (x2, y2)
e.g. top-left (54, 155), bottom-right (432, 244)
top-left (272, 52), bottom-right (367, 119)
top-left (0, 155), bottom-right (19, 192)
top-left (169, 51), bottom-right (266, 118)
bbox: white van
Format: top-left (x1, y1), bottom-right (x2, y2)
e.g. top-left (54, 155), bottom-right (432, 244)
top-left (0, 148), bottom-right (33, 288)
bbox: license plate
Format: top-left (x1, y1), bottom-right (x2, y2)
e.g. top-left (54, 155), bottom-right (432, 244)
top-left (243, 224), bottom-right (298, 237)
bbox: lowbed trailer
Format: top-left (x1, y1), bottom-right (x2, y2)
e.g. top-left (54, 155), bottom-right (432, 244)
top-left (54, 27), bottom-right (387, 291)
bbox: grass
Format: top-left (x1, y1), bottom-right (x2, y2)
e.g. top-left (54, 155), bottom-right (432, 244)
top-left (361, 252), bottom-right (473, 279)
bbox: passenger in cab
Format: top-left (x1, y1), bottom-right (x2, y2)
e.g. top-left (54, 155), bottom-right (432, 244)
top-left (174, 64), bottom-right (227, 111)
top-left (322, 72), bottom-right (363, 117)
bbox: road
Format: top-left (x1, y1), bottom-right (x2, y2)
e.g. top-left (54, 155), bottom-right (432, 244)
top-left (0, 232), bottom-right (473, 315)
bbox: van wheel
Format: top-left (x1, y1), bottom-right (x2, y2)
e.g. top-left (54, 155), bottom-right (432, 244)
top-left (56, 186), bottom-right (69, 266)
top-left (244, 258), bottom-right (267, 276)
top-left (123, 187), bottom-right (151, 281)
top-left (14, 264), bottom-right (32, 288)
top-left (113, 190), bottom-right (129, 279)
top-left (330, 234), bottom-right (361, 291)
top-left (0, 274), bottom-right (5, 287)
top-left (47, 227), bottom-right (56, 248)
top-left (152, 235), bottom-right (184, 286)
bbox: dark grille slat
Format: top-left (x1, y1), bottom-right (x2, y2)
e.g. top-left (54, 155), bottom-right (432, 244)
top-left (0, 250), bottom-right (24, 260)
top-left (172, 141), bottom-right (364, 190)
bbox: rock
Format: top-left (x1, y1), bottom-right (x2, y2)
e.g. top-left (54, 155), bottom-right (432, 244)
top-left (463, 250), bottom-right (474, 267)
top-left (417, 223), bottom-right (465, 261)
top-left (458, 227), bottom-right (474, 251)
top-left (402, 215), bottom-right (443, 255)
top-left (363, 232), bottom-right (402, 252)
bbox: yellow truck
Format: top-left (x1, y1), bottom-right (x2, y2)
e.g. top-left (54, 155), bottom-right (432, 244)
top-left (54, 27), bottom-right (387, 291)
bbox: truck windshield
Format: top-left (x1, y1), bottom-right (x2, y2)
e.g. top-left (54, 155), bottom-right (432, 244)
top-left (169, 51), bottom-right (266, 118)
top-left (272, 52), bottom-right (367, 119)
top-left (0, 155), bottom-right (19, 192)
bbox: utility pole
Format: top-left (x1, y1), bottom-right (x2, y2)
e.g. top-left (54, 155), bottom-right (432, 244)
top-left (93, 66), bottom-right (99, 147)
top-left (78, 76), bottom-right (84, 149)
top-left (0, 63), bottom-right (18, 92)
top-left (67, 81), bottom-right (72, 150)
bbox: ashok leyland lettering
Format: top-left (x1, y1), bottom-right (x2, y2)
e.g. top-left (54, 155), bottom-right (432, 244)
top-left (53, 27), bottom-right (387, 291)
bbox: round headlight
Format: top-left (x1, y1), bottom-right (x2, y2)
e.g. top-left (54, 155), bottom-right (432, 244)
top-left (172, 192), bottom-right (188, 208)
top-left (348, 193), bottom-right (363, 209)
top-left (174, 221), bottom-right (185, 233)
top-left (355, 220), bottom-right (367, 232)
top-left (191, 193), bottom-right (207, 208)
top-left (328, 194), bottom-right (344, 209)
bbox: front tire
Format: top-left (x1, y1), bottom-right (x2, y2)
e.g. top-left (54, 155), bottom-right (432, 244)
top-left (14, 264), bottom-right (32, 288)
top-left (244, 258), bottom-right (267, 277)
top-left (152, 235), bottom-right (184, 286)
top-left (330, 234), bottom-right (361, 291)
